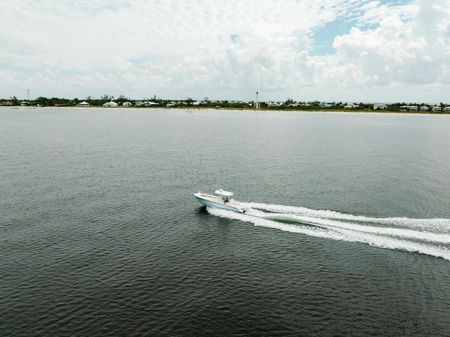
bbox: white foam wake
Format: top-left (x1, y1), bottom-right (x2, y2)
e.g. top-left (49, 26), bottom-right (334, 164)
top-left (244, 202), bottom-right (450, 232)
top-left (206, 203), bottom-right (450, 262)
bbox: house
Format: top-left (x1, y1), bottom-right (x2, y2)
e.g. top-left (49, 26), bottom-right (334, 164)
top-left (444, 106), bottom-right (450, 113)
top-left (122, 102), bottom-right (132, 107)
top-left (78, 101), bottom-right (90, 107)
top-left (344, 103), bottom-right (359, 109)
top-left (420, 105), bottom-right (429, 111)
top-left (432, 106), bottom-right (442, 112)
top-left (408, 106), bottom-right (418, 112)
top-left (373, 103), bottom-right (387, 110)
top-left (103, 101), bottom-right (118, 107)
top-left (267, 101), bottom-right (283, 107)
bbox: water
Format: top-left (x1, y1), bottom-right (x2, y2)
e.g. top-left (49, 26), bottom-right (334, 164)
top-left (1, 107), bottom-right (450, 336)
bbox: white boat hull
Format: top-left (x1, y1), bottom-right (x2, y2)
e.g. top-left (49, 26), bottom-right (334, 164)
top-left (194, 192), bottom-right (245, 213)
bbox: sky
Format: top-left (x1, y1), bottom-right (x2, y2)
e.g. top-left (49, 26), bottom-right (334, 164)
top-left (1, 0), bottom-right (450, 102)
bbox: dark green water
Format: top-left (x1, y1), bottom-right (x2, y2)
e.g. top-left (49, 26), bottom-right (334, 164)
top-left (1, 107), bottom-right (450, 336)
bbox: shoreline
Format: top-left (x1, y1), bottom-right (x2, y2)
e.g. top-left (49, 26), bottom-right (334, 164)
top-left (4, 105), bottom-right (450, 116)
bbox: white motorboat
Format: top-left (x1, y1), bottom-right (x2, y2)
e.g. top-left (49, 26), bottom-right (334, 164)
top-left (194, 189), bottom-right (246, 213)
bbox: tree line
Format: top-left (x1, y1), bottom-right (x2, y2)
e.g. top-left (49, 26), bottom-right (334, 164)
top-left (0, 96), bottom-right (448, 113)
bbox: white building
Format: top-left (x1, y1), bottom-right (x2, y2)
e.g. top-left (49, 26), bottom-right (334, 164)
top-left (103, 101), bottom-right (118, 107)
top-left (122, 102), bottom-right (132, 107)
top-left (432, 106), bottom-right (442, 112)
top-left (344, 103), bottom-right (359, 109)
top-left (78, 101), bottom-right (90, 106)
top-left (373, 103), bottom-right (387, 110)
top-left (443, 106), bottom-right (450, 113)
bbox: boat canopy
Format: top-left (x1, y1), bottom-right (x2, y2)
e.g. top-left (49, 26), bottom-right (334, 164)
top-left (215, 189), bottom-right (234, 197)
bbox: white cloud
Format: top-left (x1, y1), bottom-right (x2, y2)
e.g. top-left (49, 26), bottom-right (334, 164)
top-left (326, 0), bottom-right (450, 88)
top-left (0, 0), bottom-right (449, 102)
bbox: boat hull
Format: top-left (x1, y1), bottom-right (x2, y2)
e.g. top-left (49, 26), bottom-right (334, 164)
top-left (195, 194), bottom-right (245, 213)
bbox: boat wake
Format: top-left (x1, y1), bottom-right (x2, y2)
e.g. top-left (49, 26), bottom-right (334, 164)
top-left (206, 202), bottom-right (450, 261)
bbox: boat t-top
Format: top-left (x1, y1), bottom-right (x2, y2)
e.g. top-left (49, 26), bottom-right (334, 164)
top-left (194, 189), bottom-right (246, 213)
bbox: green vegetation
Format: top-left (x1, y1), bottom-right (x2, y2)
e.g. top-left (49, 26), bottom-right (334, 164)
top-left (1, 96), bottom-right (449, 114)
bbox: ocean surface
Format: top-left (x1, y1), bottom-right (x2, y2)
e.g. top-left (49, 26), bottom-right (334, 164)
top-left (1, 107), bottom-right (450, 337)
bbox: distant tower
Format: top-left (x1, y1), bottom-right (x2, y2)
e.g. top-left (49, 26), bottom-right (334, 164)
top-left (255, 91), bottom-right (260, 110)
top-left (27, 89), bottom-right (30, 101)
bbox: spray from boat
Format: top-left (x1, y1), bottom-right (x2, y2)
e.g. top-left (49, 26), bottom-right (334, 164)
top-left (195, 191), bottom-right (450, 261)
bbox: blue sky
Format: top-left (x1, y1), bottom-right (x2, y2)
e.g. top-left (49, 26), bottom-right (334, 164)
top-left (312, 20), bottom-right (355, 56)
top-left (312, 0), bottom-right (411, 55)
top-left (0, 0), bottom-right (449, 102)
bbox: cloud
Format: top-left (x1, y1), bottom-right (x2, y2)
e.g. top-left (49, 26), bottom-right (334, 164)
top-left (0, 0), bottom-right (449, 102)
top-left (326, 0), bottom-right (450, 87)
